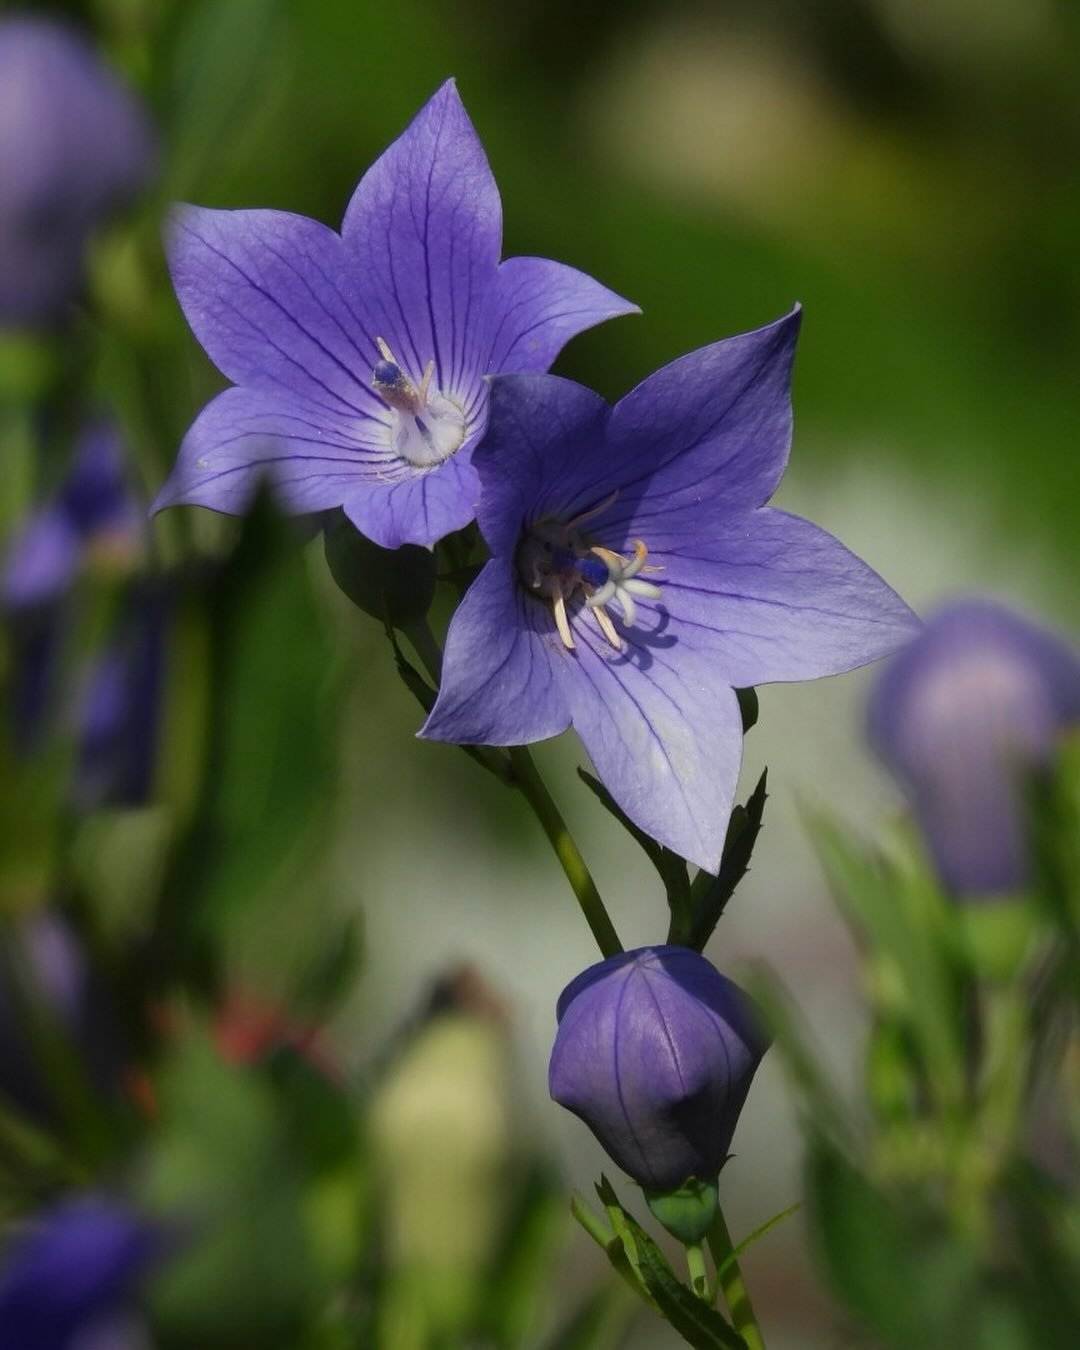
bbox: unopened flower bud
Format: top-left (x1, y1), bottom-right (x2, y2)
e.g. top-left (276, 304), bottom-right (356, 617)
top-left (323, 511), bottom-right (436, 629)
top-left (868, 599), bottom-right (1080, 898)
top-left (0, 18), bottom-right (154, 327)
top-left (549, 946), bottom-right (769, 1191)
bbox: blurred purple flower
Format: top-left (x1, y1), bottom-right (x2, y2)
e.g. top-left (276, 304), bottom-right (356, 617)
top-left (0, 1196), bottom-right (156, 1350)
top-left (0, 911), bottom-right (125, 1128)
top-left (2, 420), bottom-right (163, 808)
top-left (422, 311), bottom-right (918, 869)
top-left (549, 946), bottom-right (769, 1191)
top-left (0, 17), bottom-right (154, 326)
top-left (3, 418), bottom-right (143, 614)
top-left (869, 599), bottom-right (1080, 897)
top-left (153, 79), bottom-right (638, 549)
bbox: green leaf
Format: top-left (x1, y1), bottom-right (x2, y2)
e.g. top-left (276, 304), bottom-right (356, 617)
top-left (483, 1166), bottom-right (568, 1348)
top-left (578, 767), bottom-right (691, 917)
top-left (291, 917), bottom-right (364, 1023)
top-left (735, 687), bottom-right (759, 734)
top-left (537, 1285), bottom-right (636, 1350)
top-left (155, 497), bottom-right (338, 984)
top-left (383, 619), bottom-right (437, 714)
top-left (140, 1030), bottom-right (319, 1348)
top-left (681, 771), bottom-right (768, 949)
top-left (713, 1202), bottom-right (802, 1279)
top-left (808, 814), bottom-right (967, 1117)
top-left (596, 1177), bottom-right (747, 1350)
top-left (806, 1135), bottom-right (978, 1350)
top-left (165, 0), bottom-right (292, 199)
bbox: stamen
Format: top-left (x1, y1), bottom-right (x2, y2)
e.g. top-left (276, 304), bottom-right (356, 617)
top-left (565, 490), bottom-right (619, 532)
top-left (591, 604), bottom-right (623, 650)
top-left (553, 589), bottom-right (576, 650)
top-left (372, 337), bottom-right (422, 414)
top-left (516, 505), bottom-right (662, 655)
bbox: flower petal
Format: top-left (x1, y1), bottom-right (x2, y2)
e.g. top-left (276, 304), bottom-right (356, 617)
top-left (341, 80), bottom-right (501, 402)
top-left (421, 561), bottom-right (571, 745)
top-left (654, 507), bottom-right (920, 688)
top-left (602, 308), bottom-right (801, 528)
top-left (343, 451), bottom-right (481, 551)
top-left (474, 374), bottom-right (611, 558)
top-left (167, 205), bottom-right (384, 419)
top-left (152, 387), bottom-right (392, 516)
top-left (488, 256), bottom-right (639, 374)
top-left (566, 618), bottom-right (745, 871)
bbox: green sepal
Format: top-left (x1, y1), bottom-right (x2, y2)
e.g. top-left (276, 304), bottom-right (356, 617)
top-left (735, 687), bottom-right (758, 734)
top-left (595, 1177), bottom-right (746, 1349)
top-left (644, 1178), bottom-right (720, 1246)
top-left (679, 770), bottom-right (768, 949)
top-left (323, 510), bottom-right (436, 630)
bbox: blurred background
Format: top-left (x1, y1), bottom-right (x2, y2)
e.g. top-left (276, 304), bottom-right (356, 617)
top-left (1, 0), bottom-right (1079, 1347)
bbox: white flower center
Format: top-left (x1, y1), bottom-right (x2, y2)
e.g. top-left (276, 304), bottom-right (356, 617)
top-left (372, 338), bottom-right (466, 469)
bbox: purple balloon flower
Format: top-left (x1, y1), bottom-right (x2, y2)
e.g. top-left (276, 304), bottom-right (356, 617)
top-left (549, 946), bottom-right (769, 1191)
top-left (153, 79), bottom-right (638, 549)
top-left (422, 310), bottom-right (918, 869)
top-left (869, 599), bottom-right (1080, 898)
top-left (0, 1196), bottom-right (156, 1350)
top-left (0, 17), bottom-right (154, 326)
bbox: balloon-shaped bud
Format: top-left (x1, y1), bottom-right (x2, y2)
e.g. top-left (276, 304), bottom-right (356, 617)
top-left (323, 511), bottom-right (436, 629)
top-left (549, 946), bottom-right (769, 1191)
top-left (869, 599), bottom-right (1080, 898)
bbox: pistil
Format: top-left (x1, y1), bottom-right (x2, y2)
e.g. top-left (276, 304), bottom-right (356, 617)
top-left (518, 505), bottom-right (663, 653)
top-left (371, 337), bottom-right (466, 469)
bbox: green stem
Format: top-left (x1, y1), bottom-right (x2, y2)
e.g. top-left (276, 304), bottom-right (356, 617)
top-left (402, 617), bottom-right (444, 686)
top-left (685, 1241), bottom-right (709, 1300)
top-left (707, 1208), bottom-right (766, 1350)
top-left (508, 746), bottom-right (622, 959)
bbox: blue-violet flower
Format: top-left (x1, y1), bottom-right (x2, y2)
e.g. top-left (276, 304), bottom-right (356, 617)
top-left (0, 1196), bottom-right (157, 1350)
top-left (153, 79), bottom-right (637, 549)
top-left (422, 310), bottom-right (919, 869)
top-left (549, 946), bottom-right (769, 1191)
top-left (869, 598), bottom-right (1080, 897)
top-left (0, 17), bottom-right (154, 326)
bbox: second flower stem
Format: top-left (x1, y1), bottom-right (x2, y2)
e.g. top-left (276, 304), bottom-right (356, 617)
top-left (508, 745), bottom-right (623, 959)
top-left (708, 1208), bottom-right (766, 1350)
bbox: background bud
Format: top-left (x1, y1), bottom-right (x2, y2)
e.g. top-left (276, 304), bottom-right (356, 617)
top-left (549, 946), bottom-right (769, 1191)
top-left (868, 599), bottom-right (1080, 898)
top-left (369, 967), bottom-right (514, 1340)
top-left (0, 18), bottom-right (154, 327)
